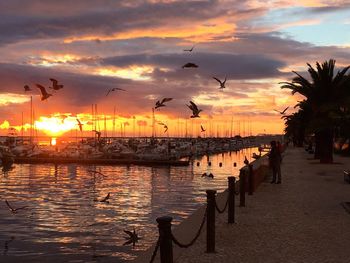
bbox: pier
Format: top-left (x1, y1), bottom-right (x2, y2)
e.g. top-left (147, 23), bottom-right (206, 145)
top-left (134, 147), bottom-right (350, 263)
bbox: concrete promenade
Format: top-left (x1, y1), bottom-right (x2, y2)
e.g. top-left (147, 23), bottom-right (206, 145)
top-left (136, 147), bottom-right (350, 263)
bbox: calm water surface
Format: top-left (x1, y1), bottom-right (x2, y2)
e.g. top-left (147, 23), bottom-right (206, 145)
top-left (0, 147), bottom-right (257, 262)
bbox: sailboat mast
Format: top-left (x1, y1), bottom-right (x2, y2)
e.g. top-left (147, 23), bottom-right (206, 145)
top-left (152, 108), bottom-right (155, 138)
top-left (30, 96), bottom-right (33, 143)
top-left (113, 106), bottom-right (116, 137)
top-left (21, 111), bottom-right (24, 140)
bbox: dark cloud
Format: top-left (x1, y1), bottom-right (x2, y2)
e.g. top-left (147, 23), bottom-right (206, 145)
top-left (0, 0), bottom-right (233, 46)
top-left (102, 52), bottom-right (286, 79)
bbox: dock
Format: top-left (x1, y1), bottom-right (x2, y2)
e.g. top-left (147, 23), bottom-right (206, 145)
top-left (14, 157), bottom-right (190, 166)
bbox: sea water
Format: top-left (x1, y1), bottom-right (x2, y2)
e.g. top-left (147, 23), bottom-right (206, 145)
top-left (0, 147), bottom-right (257, 262)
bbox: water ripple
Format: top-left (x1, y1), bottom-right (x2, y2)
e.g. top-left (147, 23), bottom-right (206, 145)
top-left (0, 148), bottom-right (257, 262)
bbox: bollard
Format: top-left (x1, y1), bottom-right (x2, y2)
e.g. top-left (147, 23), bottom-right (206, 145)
top-left (248, 164), bottom-right (254, 195)
top-left (228, 176), bottom-right (236, 224)
top-left (156, 216), bottom-right (173, 263)
top-left (233, 162), bottom-right (237, 167)
top-left (196, 162), bottom-right (200, 166)
top-left (208, 161), bottom-right (212, 166)
top-left (239, 170), bottom-right (246, 207)
top-left (219, 162), bottom-right (222, 167)
top-left (206, 190), bottom-right (216, 253)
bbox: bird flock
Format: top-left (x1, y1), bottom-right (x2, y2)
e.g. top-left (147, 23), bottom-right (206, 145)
top-left (22, 45), bottom-right (231, 135)
top-left (24, 78), bottom-right (64, 101)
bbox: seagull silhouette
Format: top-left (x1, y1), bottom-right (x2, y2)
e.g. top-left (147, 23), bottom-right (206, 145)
top-left (187, 101), bottom-right (202, 118)
top-left (5, 200), bottom-right (28, 214)
top-left (155, 98), bottom-right (173, 109)
top-left (274, 107), bottom-right (289, 115)
top-left (213, 77), bottom-right (227, 89)
top-left (244, 156), bottom-right (249, 166)
top-left (93, 192), bottom-right (110, 202)
top-left (100, 193), bottom-right (110, 202)
top-left (35, 84), bottom-right (52, 101)
top-left (49, 78), bottom-right (64, 90)
top-left (202, 172), bottom-right (214, 178)
top-left (106, 87), bottom-right (126, 96)
top-left (24, 85), bottom-right (31, 92)
top-left (76, 118), bottom-right (83, 132)
top-left (158, 122), bottom-right (168, 133)
top-left (200, 125), bottom-right (206, 132)
top-left (182, 62), bottom-right (198, 69)
top-left (183, 45), bottom-right (195, 52)
top-left (123, 229), bottom-right (140, 246)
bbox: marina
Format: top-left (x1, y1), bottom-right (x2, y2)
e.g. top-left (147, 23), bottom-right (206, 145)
top-left (1, 146), bottom-right (259, 262)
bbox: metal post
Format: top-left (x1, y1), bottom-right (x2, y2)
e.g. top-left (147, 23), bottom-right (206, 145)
top-left (156, 216), bottom-right (173, 263)
top-left (239, 170), bottom-right (246, 207)
top-left (248, 164), bottom-right (254, 195)
top-left (206, 190), bottom-right (216, 253)
top-left (228, 176), bottom-right (236, 224)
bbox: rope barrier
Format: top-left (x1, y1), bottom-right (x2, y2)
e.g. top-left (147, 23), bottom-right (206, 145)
top-left (171, 207), bottom-right (207, 248)
top-left (215, 192), bottom-right (229, 213)
top-left (148, 237), bottom-right (160, 263)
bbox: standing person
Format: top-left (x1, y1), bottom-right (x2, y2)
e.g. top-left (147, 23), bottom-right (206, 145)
top-left (269, 140), bottom-right (282, 184)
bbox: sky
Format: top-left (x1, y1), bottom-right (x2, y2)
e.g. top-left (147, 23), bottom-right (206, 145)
top-left (0, 0), bottom-right (350, 137)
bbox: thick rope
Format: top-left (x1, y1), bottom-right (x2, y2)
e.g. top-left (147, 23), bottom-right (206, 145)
top-left (149, 237), bottom-right (160, 263)
top-left (171, 207), bottom-right (207, 248)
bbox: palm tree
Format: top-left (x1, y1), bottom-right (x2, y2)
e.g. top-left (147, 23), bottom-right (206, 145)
top-left (283, 100), bottom-right (312, 147)
top-left (280, 59), bottom-right (350, 163)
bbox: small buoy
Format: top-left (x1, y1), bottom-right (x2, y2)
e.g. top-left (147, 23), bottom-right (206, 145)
top-left (219, 162), bottom-right (222, 167)
top-left (208, 173), bottom-right (214, 178)
top-left (233, 162), bottom-right (237, 167)
top-left (208, 161), bottom-right (211, 166)
top-left (201, 172), bottom-right (207, 177)
top-left (196, 162), bottom-right (200, 166)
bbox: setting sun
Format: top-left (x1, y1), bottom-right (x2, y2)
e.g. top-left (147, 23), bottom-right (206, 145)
top-left (35, 116), bottom-right (78, 136)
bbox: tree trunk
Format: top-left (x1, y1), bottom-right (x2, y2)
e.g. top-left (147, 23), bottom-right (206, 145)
top-left (315, 128), bottom-right (334, 163)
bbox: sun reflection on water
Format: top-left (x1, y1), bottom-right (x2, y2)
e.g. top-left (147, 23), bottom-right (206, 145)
top-left (0, 148), bottom-right (258, 261)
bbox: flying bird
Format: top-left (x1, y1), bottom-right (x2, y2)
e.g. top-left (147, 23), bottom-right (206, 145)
top-left (200, 125), bottom-right (206, 132)
top-left (76, 118), bottom-right (83, 132)
top-left (187, 101), bottom-right (202, 118)
top-left (100, 193), bottom-right (110, 203)
top-left (5, 200), bottom-right (28, 213)
top-left (155, 98), bottom-right (173, 109)
top-left (213, 77), bottom-right (227, 89)
top-left (49, 78), bottom-right (64, 90)
top-left (35, 84), bottom-right (52, 101)
top-left (93, 192), bottom-right (110, 202)
top-left (158, 122), bottom-right (168, 133)
top-left (183, 45), bottom-right (195, 52)
top-left (123, 229), bottom-right (140, 247)
top-left (182, 62), bottom-right (198, 69)
top-left (106, 87), bottom-right (126, 96)
top-left (24, 85), bottom-right (31, 92)
top-left (201, 172), bottom-right (214, 178)
top-left (274, 107), bottom-right (289, 115)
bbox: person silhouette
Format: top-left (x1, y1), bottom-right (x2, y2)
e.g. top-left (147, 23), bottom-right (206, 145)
top-left (268, 140), bottom-right (282, 184)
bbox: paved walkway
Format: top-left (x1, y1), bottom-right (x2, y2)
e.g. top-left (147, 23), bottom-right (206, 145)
top-left (135, 147), bottom-right (350, 263)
